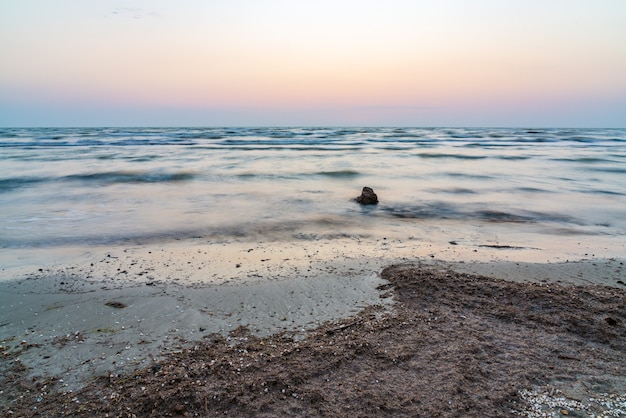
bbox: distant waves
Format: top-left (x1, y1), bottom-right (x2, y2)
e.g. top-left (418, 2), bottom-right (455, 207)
top-left (1, 126), bottom-right (625, 249)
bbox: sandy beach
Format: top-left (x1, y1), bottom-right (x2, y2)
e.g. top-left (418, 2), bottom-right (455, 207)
top-left (2, 0), bottom-right (626, 410)
top-left (1, 236), bottom-right (625, 416)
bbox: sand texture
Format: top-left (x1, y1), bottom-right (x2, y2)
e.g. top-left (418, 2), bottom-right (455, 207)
top-left (2, 262), bottom-right (625, 417)
top-left (0, 246), bottom-right (390, 391)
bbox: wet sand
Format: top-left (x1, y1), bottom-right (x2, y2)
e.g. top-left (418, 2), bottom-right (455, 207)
top-left (1, 238), bottom-right (625, 416)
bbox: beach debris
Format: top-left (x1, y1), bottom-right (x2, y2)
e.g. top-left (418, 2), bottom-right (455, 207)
top-left (105, 301), bottom-right (127, 309)
top-left (478, 244), bottom-right (527, 249)
top-left (355, 186), bottom-right (378, 205)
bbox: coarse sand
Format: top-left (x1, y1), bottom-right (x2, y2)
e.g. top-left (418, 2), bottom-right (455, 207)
top-left (2, 258), bottom-right (625, 417)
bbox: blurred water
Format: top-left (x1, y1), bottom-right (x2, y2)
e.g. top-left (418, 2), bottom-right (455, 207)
top-left (1, 127), bottom-right (625, 253)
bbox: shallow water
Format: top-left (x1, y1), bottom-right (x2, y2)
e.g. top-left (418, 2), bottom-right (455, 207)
top-left (1, 127), bottom-right (625, 263)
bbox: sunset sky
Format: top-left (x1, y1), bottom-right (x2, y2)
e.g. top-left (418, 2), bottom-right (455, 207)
top-left (1, 1), bottom-right (625, 127)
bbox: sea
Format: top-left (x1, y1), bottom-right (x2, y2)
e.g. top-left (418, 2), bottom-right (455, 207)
top-left (1, 127), bottom-right (625, 268)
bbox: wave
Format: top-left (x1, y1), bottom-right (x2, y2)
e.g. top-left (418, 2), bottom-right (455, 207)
top-left (316, 170), bottom-right (361, 178)
top-left (0, 176), bottom-right (45, 191)
top-left (235, 169), bottom-right (362, 180)
top-left (579, 188), bottom-right (626, 196)
top-left (587, 167), bottom-right (626, 174)
top-left (0, 170), bottom-right (195, 191)
top-left (63, 171), bottom-right (196, 184)
top-left (416, 153), bottom-right (487, 160)
top-left (378, 202), bottom-right (580, 225)
top-left (497, 155), bottom-right (531, 160)
top-left (2, 127), bottom-right (625, 151)
top-left (550, 157), bottom-right (616, 164)
top-left (427, 187), bottom-right (477, 195)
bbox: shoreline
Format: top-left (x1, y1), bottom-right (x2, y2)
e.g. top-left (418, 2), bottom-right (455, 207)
top-left (2, 255), bottom-right (625, 416)
top-left (2, 236), bottom-right (626, 415)
top-left (2, 239), bottom-right (624, 386)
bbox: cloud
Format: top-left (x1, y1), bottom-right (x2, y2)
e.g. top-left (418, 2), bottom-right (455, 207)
top-left (108, 7), bottom-right (158, 19)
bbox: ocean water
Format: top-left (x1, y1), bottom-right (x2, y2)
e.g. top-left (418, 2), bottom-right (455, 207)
top-left (1, 127), bottom-right (625, 262)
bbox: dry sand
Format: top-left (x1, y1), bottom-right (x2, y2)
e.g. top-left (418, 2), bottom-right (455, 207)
top-left (1, 237), bottom-right (625, 416)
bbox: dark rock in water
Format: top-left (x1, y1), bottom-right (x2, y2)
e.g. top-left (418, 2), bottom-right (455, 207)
top-left (356, 187), bottom-right (378, 205)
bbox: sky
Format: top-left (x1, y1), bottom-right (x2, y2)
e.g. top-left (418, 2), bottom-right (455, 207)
top-left (1, 0), bottom-right (625, 127)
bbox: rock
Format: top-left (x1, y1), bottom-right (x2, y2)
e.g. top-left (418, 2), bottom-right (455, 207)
top-left (105, 301), bottom-right (127, 309)
top-left (355, 187), bottom-right (378, 205)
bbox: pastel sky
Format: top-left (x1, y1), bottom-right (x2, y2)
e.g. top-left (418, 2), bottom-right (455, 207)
top-left (1, 1), bottom-right (625, 127)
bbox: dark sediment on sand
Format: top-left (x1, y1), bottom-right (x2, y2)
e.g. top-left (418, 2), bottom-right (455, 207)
top-left (2, 263), bottom-right (625, 417)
